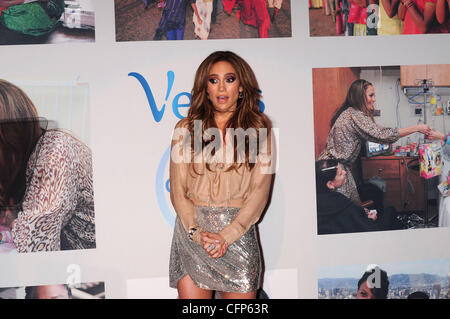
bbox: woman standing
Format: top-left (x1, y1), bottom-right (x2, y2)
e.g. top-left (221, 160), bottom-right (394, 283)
top-left (169, 51), bottom-right (273, 299)
top-left (0, 79), bottom-right (95, 253)
top-left (318, 79), bottom-right (430, 202)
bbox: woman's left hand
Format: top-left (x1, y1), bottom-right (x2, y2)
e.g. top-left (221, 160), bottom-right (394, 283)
top-left (201, 232), bottom-right (228, 258)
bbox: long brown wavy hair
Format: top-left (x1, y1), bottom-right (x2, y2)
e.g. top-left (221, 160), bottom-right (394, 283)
top-left (330, 79), bottom-right (374, 128)
top-left (182, 51), bottom-right (271, 172)
top-left (0, 80), bottom-right (43, 209)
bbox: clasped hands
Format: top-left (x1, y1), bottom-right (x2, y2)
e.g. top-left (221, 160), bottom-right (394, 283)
top-left (200, 231), bottom-right (228, 259)
top-left (416, 124), bottom-right (445, 140)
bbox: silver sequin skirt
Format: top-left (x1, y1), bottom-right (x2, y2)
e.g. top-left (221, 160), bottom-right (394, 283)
top-left (169, 206), bottom-right (261, 293)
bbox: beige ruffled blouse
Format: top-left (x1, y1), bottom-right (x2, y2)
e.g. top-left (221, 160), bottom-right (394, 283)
top-left (170, 120), bottom-right (273, 246)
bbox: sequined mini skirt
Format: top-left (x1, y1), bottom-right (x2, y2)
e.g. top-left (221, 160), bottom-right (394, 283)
top-left (169, 206), bottom-right (261, 293)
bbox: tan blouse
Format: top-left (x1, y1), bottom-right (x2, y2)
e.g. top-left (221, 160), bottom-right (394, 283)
top-left (170, 120), bottom-right (273, 246)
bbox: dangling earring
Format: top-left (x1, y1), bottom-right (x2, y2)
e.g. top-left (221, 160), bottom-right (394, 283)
top-left (238, 91), bottom-right (244, 99)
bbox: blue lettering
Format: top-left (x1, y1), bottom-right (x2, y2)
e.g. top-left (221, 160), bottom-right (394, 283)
top-left (128, 71), bottom-right (175, 122)
top-left (129, 71), bottom-right (266, 123)
top-left (128, 72), bottom-right (165, 122)
top-left (166, 178), bottom-right (170, 193)
top-left (172, 92), bottom-right (191, 119)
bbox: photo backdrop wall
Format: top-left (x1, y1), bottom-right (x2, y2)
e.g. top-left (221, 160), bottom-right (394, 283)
top-left (0, 1), bottom-right (449, 299)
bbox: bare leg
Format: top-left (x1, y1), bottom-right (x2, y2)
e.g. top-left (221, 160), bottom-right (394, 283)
top-left (221, 290), bottom-right (257, 299)
top-left (177, 275), bottom-right (213, 299)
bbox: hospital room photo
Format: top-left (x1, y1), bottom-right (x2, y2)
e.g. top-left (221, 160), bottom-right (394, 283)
top-left (313, 64), bottom-right (450, 235)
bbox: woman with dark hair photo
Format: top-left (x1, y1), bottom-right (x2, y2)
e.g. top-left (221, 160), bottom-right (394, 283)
top-left (356, 266), bottom-right (389, 299)
top-left (318, 79), bottom-right (431, 203)
top-left (0, 79), bottom-right (95, 253)
top-left (315, 159), bottom-right (395, 235)
top-left (169, 51), bottom-right (273, 299)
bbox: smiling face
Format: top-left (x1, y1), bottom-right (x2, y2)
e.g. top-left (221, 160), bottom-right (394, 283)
top-left (207, 61), bottom-right (243, 115)
top-left (365, 85), bottom-right (376, 112)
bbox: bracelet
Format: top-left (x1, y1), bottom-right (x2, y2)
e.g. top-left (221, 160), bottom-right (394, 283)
top-left (0, 233), bottom-right (4, 245)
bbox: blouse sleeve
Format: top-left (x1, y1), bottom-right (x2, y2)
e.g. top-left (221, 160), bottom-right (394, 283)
top-left (219, 135), bottom-right (274, 246)
top-left (11, 139), bottom-right (78, 252)
top-left (169, 121), bottom-right (201, 243)
top-left (351, 110), bottom-right (400, 144)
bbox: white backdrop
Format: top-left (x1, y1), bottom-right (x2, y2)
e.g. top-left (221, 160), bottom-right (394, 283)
top-left (0, 1), bottom-right (449, 299)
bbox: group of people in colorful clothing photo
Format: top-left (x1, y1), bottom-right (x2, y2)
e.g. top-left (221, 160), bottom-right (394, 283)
top-left (150, 0), bottom-right (285, 40)
top-left (310, 0), bottom-right (450, 36)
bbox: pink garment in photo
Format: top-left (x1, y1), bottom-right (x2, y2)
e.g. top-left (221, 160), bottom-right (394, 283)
top-left (238, 0), bottom-right (270, 38)
top-left (348, 3), bottom-right (367, 24)
top-left (223, 0), bottom-right (236, 14)
top-left (402, 0), bottom-right (438, 34)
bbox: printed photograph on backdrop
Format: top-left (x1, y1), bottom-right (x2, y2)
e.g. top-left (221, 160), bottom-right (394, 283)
top-left (0, 79), bottom-right (96, 254)
top-left (318, 259), bottom-right (450, 299)
top-left (313, 64), bottom-right (450, 235)
top-left (0, 0), bottom-right (95, 45)
top-left (309, 0), bottom-right (450, 37)
top-left (0, 282), bottom-right (105, 299)
top-left (114, 0), bottom-right (291, 41)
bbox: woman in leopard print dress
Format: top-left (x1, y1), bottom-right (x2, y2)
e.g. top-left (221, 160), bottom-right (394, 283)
top-left (318, 79), bottom-right (431, 202)
top-left (0, 79), bottom-right (95, 253)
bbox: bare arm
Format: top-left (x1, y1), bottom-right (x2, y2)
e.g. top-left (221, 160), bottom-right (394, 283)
top-left (436, 0), bottom-right (449, 24)
top-left (398, 2), bottom-right (407, 19)
top-left (401, 0), bottom-right (437, 33)
top-left (382, 0), bottom-right (401, 17)
top-left (398, 124), bottom-right (431, 137)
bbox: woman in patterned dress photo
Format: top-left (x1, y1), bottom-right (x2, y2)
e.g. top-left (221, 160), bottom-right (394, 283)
top-left (0, 79), bottom-right (95, 253)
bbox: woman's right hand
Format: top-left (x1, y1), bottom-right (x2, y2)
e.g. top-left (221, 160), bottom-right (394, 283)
top-left (416, 124), bottom-right (431, 135)
top-left (201, 231), bottom-right (228, 258)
